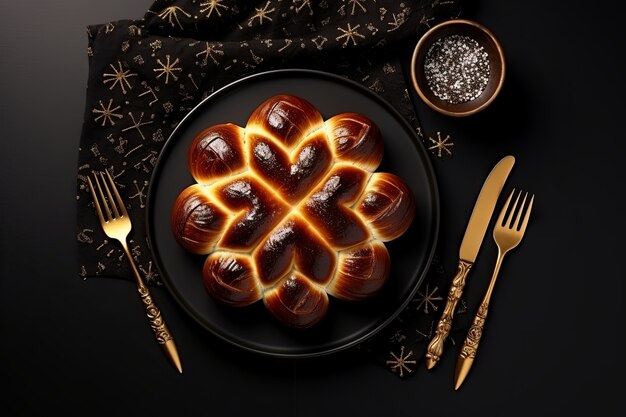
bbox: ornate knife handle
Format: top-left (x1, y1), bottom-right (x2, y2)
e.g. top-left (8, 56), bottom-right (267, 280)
top-left (425, 259), bottom-right (473, 370)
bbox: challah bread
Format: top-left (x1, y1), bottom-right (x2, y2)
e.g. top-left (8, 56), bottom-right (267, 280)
top-left (171, 94), bottom-right (415, 329)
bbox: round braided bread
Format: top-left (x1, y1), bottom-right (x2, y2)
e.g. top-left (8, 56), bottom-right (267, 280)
top-left (171, 95), bottom-right (415, 329)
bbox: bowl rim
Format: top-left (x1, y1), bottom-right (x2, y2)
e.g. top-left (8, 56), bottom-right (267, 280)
top-left (410, 18), bottom-right (506, 117)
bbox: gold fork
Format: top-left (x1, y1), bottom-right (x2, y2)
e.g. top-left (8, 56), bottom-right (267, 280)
top-left (87, 170), bottom-right (182, 374)
top-left (454, 189), bottom-right (534, 390)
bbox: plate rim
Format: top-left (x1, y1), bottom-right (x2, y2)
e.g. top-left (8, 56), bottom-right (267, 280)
top-left (145, 68), bottom-right (440, 358)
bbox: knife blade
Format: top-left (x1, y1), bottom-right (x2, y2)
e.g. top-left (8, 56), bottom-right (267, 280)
top-left (424, 155), bottom-right (515, 370)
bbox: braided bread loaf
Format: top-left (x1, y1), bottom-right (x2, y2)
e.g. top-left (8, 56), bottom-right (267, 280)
top-left (171, 95), bottom-right (415, 329)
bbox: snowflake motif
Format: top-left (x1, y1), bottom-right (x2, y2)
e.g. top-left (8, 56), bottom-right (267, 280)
top-left (336, 23), bottom-right (365, 47)
top-left (102, 61), bottom-right (137, 94)
top-left (104, 22), bottom-right (115, 34)
top-left (346, 0), bottom-right (367, 15)
top-left (139, 261), bottom-right (159, 284)
top-left (122, 112), bottom-right (154, 140)
top-left (92, 99), bottom-right (123, 127)
top-left (195, 41), bottom-right (224, 66)
top-left (248, 1), bottom-right (275, 27)
top-left (157, 6), bottom-right (192, 30)
top-left (200, 0), bottom-right (229, 18)
top-left (153, 55), bottom-right (183, 84)
top-left (414, 284), bottom-right (443, 314)
top-left (386, 346), bottom-right (416, 377)
top-left (428, 131), bottom-right (454, 157)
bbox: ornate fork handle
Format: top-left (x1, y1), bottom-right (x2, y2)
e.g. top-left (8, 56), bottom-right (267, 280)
top-left (137, 281), bottom-right (173, 344)
top-left (459, 300), bottom-right (489, 360)
top-left (425, 259), bottom-right (473, 369)
top-left (122, 244), bottom-right (180, 372)
top-left (454, 248), bottom-right (506, 389)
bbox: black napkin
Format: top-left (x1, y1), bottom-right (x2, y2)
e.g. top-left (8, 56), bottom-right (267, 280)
top-left (76, 0), bottom-right (466, 377)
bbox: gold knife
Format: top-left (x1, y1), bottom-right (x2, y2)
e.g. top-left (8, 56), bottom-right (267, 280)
top-left (425, 155), bottom-right (515, 370)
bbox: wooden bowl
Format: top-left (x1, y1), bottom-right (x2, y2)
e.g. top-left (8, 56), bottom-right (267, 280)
top-left (410, 19), bottom-right (505, 117)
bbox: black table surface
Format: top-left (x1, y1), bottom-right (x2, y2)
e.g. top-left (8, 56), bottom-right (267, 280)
top-left (1, 1), bottom-right (625, 416)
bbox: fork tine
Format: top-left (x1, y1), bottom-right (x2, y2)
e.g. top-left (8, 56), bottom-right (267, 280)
top-left (497, 189), bottom-right (515, 227)
top-left (512, 192), bottom-right (528, 230)
top-left (87, 176), bottom-right (106, 226)
top-left (105, 169), bottom-right (128, 217)
top-left (99, 171), bottom-right (120, 219)
top-left (519, 194), bottom-right (534, 234)
top-left (506, 190), bottom-right (522, 229)
top-left (93, 171), bottom-right (113, 221)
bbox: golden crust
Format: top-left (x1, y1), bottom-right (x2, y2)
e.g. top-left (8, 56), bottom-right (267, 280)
top-left (171, 95), bottom-right (415, 328)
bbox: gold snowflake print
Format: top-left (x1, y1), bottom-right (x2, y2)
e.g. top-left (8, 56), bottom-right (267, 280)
top-left (102, 61), bottom-right (137, 94)
top-left (336, 23), bottom-right (365, 47)
top-left (200, 0), bottom-right (229, 18)
top-left (153, 54), bottom-right (183, 84)
top-left (386, 346), bottom-right (416, 377)
top-left (414, 284), bottom-right (443, 314)
top-left (428, 131), bottom-right (454, 157)
top-left (139, 261), bottom-right (159, 284)
top-left (122, 112), bottom-right (154, 140)
top-left (196, 41), bottom-right (224, 66)
top-left (92, 99), bottom-right (123, 127)
top-left (157, 6), bottom-right (192, 30)
top-left (248, 1), bottom-right (275, 27)
top-left (347, 0), bottom-right (367, 15)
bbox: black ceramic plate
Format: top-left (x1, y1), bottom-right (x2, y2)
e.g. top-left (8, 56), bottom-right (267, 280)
top-left (146, 69), bottom-right (439, 358)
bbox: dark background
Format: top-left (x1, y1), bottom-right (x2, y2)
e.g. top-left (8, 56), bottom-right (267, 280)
top-left (1, 1), bottom-right (624, 416)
